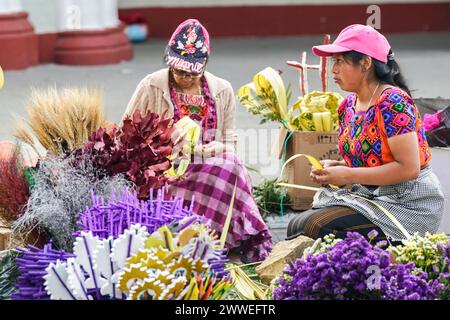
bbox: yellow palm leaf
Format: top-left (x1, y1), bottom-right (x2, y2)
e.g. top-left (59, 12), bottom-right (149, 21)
top-left (253, 67), bottom-right (288, 120)
top-left (0, 66), bottom-right (4, 89)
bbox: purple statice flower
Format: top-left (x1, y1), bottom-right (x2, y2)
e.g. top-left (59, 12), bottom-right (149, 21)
top-left (434, 242), bottom-right (450, 299)
top-left (12, 243), bottom-right (74, 300)
top-left (76, 187), bottom-right (202, 239)
top-left (375, 240), bottom-right (389, 248)
top-left (380, 263), bottom-right (443, 300)
top-left (272, 232), bottom-right (445, 300)
top-left (367, 229), bottom-right (379, 241)
top-left (273, 232), bottom-right (390, 300)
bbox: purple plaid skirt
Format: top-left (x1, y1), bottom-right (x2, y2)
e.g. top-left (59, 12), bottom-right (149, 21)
top-left (167, 152), bottom-right (272, 262)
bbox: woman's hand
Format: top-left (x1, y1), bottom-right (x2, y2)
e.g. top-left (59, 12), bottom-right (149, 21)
top-left (171, 127), bottom-right (188, 156)
top-left (198, 141), bottom-right (229, 158)
top-left (320, 159), bottom-right (347, 168)
top-left (310, 166), bottom-right (352, 186)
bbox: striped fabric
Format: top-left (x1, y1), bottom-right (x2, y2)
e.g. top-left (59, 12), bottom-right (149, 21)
top-left (167, 152), bottom-right (272, 262)
top-left (286, 206), bottom-right (387, 242)
top-left (312, 166), bottom-right (445, 241)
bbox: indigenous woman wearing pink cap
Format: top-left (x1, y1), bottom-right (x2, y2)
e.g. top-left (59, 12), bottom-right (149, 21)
top-left (124, 19), bottom-right (271, 262)
top-left (287, 24), bottom-right (444, 244)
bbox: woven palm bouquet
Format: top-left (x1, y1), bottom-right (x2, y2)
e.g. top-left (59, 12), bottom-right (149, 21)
top-left (237, 37), bottom-right (344, 133)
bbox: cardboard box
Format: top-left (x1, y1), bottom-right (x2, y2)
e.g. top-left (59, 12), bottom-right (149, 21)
top-left (277, 128), bottom-right (341, 211)
top-left (0, 217), bottom-right (12, 251)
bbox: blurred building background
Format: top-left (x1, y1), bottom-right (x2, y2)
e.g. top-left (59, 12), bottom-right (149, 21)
top-left (1, 0), bottom-right (449, 69)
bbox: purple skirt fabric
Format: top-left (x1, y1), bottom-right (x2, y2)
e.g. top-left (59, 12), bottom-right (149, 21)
top-left (167, 152), bottom-right (272, 262)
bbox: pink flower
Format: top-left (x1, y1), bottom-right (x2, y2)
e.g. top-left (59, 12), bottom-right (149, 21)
top-left (185, 44), bottom-right (196, 54)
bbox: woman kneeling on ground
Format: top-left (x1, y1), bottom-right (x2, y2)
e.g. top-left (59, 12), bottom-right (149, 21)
top-left (287, 24), bottom-right (444, 244)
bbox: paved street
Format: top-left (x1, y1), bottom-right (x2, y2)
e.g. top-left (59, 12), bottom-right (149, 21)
top-left (1, 32), bottom-right (450, 239)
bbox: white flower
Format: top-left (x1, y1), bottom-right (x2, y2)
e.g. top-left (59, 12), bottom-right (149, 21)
top-left (195, 40), bottom-right (203, 48)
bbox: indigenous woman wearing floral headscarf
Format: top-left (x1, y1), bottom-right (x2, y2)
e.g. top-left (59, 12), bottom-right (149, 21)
top-left (124, 19), bottom-right (271, 262)
top-left (287, 24), bottom-right (444, 244)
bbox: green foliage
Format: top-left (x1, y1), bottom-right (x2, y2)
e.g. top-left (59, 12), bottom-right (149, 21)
top-left (253, 178), bottom-right (290, 219)
top-left (0, 250), bottom-right (21, 300)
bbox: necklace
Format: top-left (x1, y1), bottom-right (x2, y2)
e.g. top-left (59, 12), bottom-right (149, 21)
top-left (356, 82), bottom-right (380, 112)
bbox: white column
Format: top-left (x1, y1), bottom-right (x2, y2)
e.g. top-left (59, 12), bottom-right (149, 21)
top-left (57, 0), bottom-right (119, 31)
top-left (0, 0), bottom-right (23, 14)
top-left (79, 0), bottom-right (103, 30)
top-left (101, 0), bottom-right (119, 29)
top-left (57, 0), bottom-right (104, 31)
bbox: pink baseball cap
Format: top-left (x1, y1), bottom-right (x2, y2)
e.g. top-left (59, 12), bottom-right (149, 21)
top-left (312, 24), bottom-right (391, 63)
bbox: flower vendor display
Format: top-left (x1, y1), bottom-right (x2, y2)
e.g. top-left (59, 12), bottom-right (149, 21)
top-left (272, 231), bottom-right (450, 300)
top-left (7, 186), bottom-right (234, 300)
top-left (12, 220), bottom-right (231, 300)
top-left (8, 86), bottom-right (189, 250)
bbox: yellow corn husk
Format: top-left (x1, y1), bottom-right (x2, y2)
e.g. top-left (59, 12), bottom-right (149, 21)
top-left (279, 154), bottom-right (339, 189)
top-left (297, 112), bottom-right (315, 131)
top-left (276, 182), bottom-right (321, 192)
top-left (228, 265), bottom-right (268, 300)
top-left (220, 178), bottom-right (238, 248)
top-left (300, 91), bottom-right (343, 114)
top-left (174, 116), bottom-right (201, 146)
top-left (238, 67), bottom-right (343, 132)
top-left (165, 117), bottom-right (201, 179)
top-left (321, 111), bottom-right (332, 131)
top-left (281, 153), bottom-right (323, 173)
top-left (165, 158), bottom-right (190, 179)
top-left (184, 277), bottom-right (200, 300)
top-left (254, 67), bottom-right (288, 120)
top-left (0, 66), bottom-right (4, 89)
top-left (237, 67), bottom-right (290, 128)
top-left (312, 113), bottom-right (324, 131)
top-left (288, 91), bottom-right (343, 131)
top-left (237, 83), bottom-right (260, 107)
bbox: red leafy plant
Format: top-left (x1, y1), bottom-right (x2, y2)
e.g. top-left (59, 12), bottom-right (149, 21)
top-left (76, 110), bottom-right (175, 199)
top-left (0, 149), bottom-right (31, 222)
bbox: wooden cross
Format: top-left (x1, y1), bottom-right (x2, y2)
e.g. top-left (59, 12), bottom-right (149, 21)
top-left (286, 34), bottom-right (330, 96)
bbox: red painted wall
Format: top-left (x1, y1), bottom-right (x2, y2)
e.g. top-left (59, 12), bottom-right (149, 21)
top-left (118, 3), bottom-right (450, 38)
